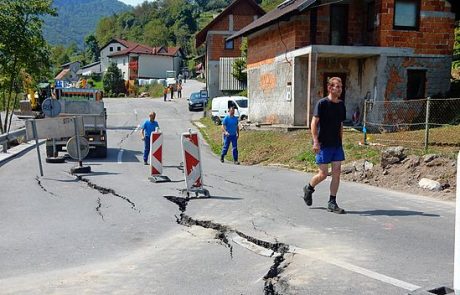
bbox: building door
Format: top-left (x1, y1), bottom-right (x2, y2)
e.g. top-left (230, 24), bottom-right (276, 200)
top-left (323, 73), bottom-right (346, 101)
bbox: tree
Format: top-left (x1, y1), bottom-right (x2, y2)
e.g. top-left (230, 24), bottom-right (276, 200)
top-left (232, 38), bottom-right (247, 83)
top-left (85, 34), bottom-right (100, 63)
top-left (0, 0), bottom-right (56, 133)
top-left (103, 63), bottom-right (125, 95)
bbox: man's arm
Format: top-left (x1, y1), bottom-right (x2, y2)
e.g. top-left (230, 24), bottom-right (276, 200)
top-left (311, 116), bottom-right (320, 153)
top-left (221, 122), bottom-right (228, 136)
top-left (236, 121), bottom-right (240, 138)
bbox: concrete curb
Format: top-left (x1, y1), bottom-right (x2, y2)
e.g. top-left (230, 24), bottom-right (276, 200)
top-left (0, 140), bottom-right (44, 167)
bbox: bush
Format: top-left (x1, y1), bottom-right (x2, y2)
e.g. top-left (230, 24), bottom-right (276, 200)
top-left (118, 93), bottom-right (126, 97)
top-left (103, 63), bottom-right (125, 94)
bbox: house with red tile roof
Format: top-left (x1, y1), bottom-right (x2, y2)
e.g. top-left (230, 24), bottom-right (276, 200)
top-left (100, 38), bottom-right (185, 80)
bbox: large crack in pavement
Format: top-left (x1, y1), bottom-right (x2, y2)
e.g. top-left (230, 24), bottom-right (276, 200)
top-left (96, 197), bottom-right (104, 220)
top-left (163, 194), bottom-right (290, 294)
top-left (35, 176), bottom-right (57, 197)
top-left (72, 174), bottom-right (139, 213)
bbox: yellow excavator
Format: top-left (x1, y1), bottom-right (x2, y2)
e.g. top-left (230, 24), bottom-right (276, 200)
top-left (15, 83), bottom-right (52, 118)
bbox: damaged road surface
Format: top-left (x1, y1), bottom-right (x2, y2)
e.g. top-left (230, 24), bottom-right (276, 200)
top-left (0, 80), bottom-right (456, 294)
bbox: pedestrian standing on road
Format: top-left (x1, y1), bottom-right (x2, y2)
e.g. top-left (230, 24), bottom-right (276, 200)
top-left (220, 106), bottom-right (240, 165)
top-left (303, 77), bottom-right (346, 214)
top-left (141, 111), bottom-right (160, 165)
top-left (177, 83), bottom-right (182, 98)
top-left (163, 86), bottom-right (168, 102)
top-left (170, 85), bottom-right (174, 100)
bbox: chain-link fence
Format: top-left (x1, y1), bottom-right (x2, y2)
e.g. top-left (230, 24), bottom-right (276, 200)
top-left (363, 97), bottom-right (460, 151)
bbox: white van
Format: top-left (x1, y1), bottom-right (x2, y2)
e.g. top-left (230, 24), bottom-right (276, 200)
top-left (211, 96), bottom-right (248, 125)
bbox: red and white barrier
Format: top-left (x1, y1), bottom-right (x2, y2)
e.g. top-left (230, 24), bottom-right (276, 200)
top-left (181, 130), bottom-right (203, 191)
top-left (149, 130), bottom-right (163, 176)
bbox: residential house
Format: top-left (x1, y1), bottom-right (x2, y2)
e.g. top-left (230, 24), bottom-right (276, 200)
top-left (55, 61), bottom-right (81, 84)
top-left (230, 0), bottom-right (456, 126)
top-left (77, 61), bottom-right (103, 77)
top-left (195, 0), bottom-right (265, 99)
top-left (100, 38), bottom-right (185, 80)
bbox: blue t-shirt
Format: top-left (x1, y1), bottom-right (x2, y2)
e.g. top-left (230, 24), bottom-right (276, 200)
top-left (142, 120), bottom-right (159, 137)
top-left (222, 115), bottom-right (239, 136)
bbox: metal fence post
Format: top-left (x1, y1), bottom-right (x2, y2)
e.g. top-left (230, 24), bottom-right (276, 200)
top-left (424, 97), bottom-right (431, 152)
top-left (363, 100), bottom-right (368, 145)
top-left (454, 151), bottom-right (460, 294)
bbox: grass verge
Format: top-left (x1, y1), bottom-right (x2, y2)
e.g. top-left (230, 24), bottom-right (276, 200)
top-left (197, 117), bottom-right (459, 171)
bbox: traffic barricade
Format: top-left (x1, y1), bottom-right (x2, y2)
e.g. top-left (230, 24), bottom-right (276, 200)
top-left (148, 130), bottom-right (170, 183)
top-left (181, 129), bottom-right (210, 198)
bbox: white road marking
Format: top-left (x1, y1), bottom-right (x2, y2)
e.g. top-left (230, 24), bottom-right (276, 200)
top-left (290, 246), bottom-right (421, 291)
top-left (118, 125), bottom-right (141, 164)
top-left (228, 232), bottom-right (421, 291)
top-left (117, 149), bottom-right (124, 164)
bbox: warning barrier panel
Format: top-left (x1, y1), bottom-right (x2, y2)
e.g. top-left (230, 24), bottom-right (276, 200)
top-left (181, 131), bottom-right (203, 190)
top-left (150, 131), bottom-right (163, 176)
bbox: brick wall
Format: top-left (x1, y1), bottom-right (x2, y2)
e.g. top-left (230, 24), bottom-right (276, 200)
top-left (209, 35), bottom-right (243, 60)
top-left (247, 21), bottom-right (297, 65)
top-left (207, 2), bottom-right (262, 61)
top-left (247, 0), bottom-right (454, 65)
top-left (377, 0), bottom-right (455, 55)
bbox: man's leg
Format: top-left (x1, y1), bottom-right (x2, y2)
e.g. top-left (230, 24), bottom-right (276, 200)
top-left (330, 161), bottom-right (341, 196)
top-left (143, 137), bottom-right (150, 164)
top-left (221, 136), bottom-right (230, 162)
top-left (231, 135), bottom-right (239, 164)
top-left (303, 164), bottom-right (328, 206)
top-left (327, 155), bottom-right (345, 214)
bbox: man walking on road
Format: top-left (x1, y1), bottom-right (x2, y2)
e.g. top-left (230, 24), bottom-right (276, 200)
top-left (220, 106), bottom-right (240, 165)
top-left (141, 111), bottom-right (160, 165)
top-left (303, 77), bottom-right (346, 214)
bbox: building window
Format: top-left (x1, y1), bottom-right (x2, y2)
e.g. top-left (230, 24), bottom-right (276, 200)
top-left (330, 4), bottom-right (348, 45)
top-left (225, 39), bottom-right (234, 50)
top-left (117, 46), bottom-right (121, 51)
top-left (394, 0), bottom-right (420, 30)
top-left (406, 69), bottom-right (426, 100)
top-left (367, 1), bottom-right (375, 31)
top-left (109, 47), bottom-right (113, 52)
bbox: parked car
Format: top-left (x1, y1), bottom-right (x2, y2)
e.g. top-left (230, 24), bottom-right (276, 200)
top-left (211, 96), bottom-right (248, 125)
top-left (188, 92), bottom-right (208, 111)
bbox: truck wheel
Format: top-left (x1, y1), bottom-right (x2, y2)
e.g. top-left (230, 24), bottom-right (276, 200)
top-left (46, 145), bottom-right (58, 158)
top-left (94, 146), bottom-right (107, 158)
top-left (212, 116), bottom-right (221, 125)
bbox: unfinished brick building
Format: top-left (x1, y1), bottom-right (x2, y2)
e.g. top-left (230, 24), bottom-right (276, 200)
top-left (195, 0), bottom-right (265, 99)
top-left (230, 0), bottom-right (456, 126)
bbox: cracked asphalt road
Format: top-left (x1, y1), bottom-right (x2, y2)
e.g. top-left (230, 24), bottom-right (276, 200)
top-left (0, 80), bottom-right (455, 294)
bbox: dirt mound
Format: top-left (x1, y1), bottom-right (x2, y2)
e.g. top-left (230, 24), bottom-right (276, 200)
top-left (342, 148), bottom-right (457, 201)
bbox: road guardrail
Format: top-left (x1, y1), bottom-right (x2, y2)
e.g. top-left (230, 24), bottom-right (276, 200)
top-left (0, 128), bottom-right (26, 153)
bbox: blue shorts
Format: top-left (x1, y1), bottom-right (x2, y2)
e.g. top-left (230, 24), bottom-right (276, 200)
top-left (315, 146), bottom-right (345, 164)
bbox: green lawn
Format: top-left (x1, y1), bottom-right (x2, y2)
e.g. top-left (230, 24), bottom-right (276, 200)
top-left (197, 117), bottom-right (459, 171)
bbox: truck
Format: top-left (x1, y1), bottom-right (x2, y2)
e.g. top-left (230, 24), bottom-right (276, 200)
top-left (165, 70), bottom-right (177, 90)
top-left (45, 88), bottom-right (107, 158)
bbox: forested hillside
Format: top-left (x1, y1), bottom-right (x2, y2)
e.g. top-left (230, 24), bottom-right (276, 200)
top-left (94, 0), bottom-right (284, 56)
top-left (43, 0), bottom-right (129, 48)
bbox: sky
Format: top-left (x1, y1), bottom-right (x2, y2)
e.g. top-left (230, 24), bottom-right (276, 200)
top-left (118, 0), bottom-right (153, 6)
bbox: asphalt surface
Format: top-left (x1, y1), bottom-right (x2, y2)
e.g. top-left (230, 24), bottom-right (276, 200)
top-left (0, 80), bottom-right (456, 294)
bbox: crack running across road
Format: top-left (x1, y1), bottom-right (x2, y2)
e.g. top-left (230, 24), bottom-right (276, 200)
top-left (35, 176), bottom-right (57, 197)
top-left (163, 194), bottom-right (290, 294)
top-left (72, 174), bottom-right (139, 213)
